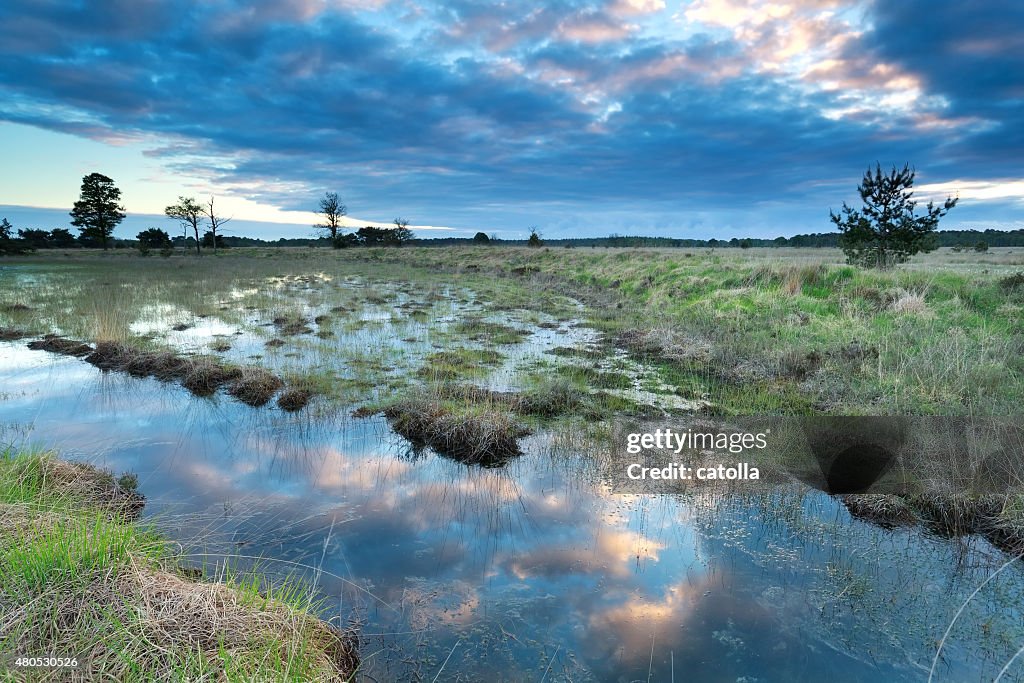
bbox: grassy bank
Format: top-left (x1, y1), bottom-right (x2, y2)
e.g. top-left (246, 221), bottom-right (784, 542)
top-left (0, 448), bottom-right (357, 681)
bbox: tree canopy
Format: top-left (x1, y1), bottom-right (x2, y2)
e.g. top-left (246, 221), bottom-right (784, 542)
top-left (831, 164), bottom-right (957, 268)
top-left (69, 173), bottom-right (125, 250)
top-left (165, 196), bottom-right (205, 255)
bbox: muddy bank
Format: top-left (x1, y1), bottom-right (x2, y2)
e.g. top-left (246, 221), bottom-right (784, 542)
top-left (842, 492), bottom-right (1024, 553)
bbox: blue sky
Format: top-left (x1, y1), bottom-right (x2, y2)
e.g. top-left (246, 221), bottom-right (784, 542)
top-left (1, 0), bottom-right (1021, 240)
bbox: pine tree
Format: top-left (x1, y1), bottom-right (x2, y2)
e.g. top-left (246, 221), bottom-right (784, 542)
top-left (831, 164), bottom-right (957, 268)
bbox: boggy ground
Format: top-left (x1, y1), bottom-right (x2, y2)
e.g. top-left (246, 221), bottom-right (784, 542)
top-left (0, 448), bottom-right (358, 681)
top-left (1, 246), bottom-right (1022, 528)
top-left (1, 246), bottom-right (1024, 678)
top-left (3, 245), bottom-right (1022, 418)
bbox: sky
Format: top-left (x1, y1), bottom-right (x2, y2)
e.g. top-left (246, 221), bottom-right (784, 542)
top-left (0, 0), bottom-right (1022, 240)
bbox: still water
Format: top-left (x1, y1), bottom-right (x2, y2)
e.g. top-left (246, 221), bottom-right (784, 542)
top-left (2, 343), bottom-right (1023, 681)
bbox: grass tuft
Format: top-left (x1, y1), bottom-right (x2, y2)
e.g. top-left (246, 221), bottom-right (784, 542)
top-left (384, 398), bottom-right (530, 465)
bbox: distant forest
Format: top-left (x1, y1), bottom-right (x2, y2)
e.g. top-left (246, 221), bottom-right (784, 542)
top-left (409, 228), bottom-right (1024, 249)
top-left (4, 224), bottom-right (1024, 251)
top-left (198, 228), bottom-right (1023, 249)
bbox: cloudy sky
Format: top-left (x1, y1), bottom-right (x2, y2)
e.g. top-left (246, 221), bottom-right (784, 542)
top-left (1, 0), bottom-right (1021, 239)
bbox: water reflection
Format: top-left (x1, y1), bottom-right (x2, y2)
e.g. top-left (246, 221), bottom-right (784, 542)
top-left (2, 345), bottom-right (1024, 681)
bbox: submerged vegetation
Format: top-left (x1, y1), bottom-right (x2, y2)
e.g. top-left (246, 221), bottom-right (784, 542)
top-left (0, 448), bottom-right (358, 681)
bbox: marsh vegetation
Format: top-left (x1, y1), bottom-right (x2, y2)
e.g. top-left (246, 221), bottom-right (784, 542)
top-left (1, 245), bottom-right (1023, 680)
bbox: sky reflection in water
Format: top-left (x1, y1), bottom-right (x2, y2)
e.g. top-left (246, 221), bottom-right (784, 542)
top-left (2, 346), bottom-right (1023, 682)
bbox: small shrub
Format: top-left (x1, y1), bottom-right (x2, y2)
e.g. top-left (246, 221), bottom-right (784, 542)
top-left (999, 272), bottom-right (1024, 291)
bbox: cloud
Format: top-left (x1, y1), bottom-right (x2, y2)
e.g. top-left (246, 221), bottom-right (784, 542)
top-left (0, 0), bottom-right (1020, 236)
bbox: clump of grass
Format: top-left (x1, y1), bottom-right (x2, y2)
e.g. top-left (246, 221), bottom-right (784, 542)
top-left (888, 288), bottom-right (930, 315)
top-left (81, 340), bottom-right (300, 408)
top-left (841, 494), bottom-right (917, 528)
top-left (452, 318), bottom-right (529, 344)
top-left (181, 360), bottom-right (244, 397)
top-left (384, 398), bottom-right (530, 465)
top-left (86, 342), bottom-right (189, 382)
top-left (277, 387), bottom-right (314, 412)
top-left (618, 328), bottom-right (712, 363)
top-left (26, 335), bottom-right (93, 357)
top-left (227, 368), bottom-right (285, 407)
top-left (554, 364), bottom-right (633, 390)
top-left (516, 378), bottom-right (588, 417)
top-left (273, 314), bottom-right (313, 336)
top-left (547, 345), bottom-right (605, 359)
top-left (0, 327), bottom-right (29, 341)
top-left (0, 451), bottom-right (144, 520)
top-left (417, 348), bottom-right (503, 381)
top-left (0, 450), bottom-right (359, 681)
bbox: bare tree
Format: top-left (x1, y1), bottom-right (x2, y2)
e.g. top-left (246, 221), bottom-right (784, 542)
top-left (316, 192), bottom-right (347, 245)
top-left (165, 196), bottom-right (204, 255)
top-left (204, 197), bottom-right (231, 254)
top-left (392, 217), bottom-right (414, 246)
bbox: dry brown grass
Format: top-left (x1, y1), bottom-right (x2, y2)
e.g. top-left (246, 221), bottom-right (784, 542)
top-left (26, 335), bottom-right (93, 357)
top-left (841, 494), bottom-right (918, 528)
top-left (0, 327), bottom-right (29, 341)
top-left (617, 327), bottom-right (712, 363)
top-left (36, 458), bottom-right (145, 520)
top-left (888, 288), bottom-right (930, 315)
top-left (228, 368), bottom-right (285, 407)
top-left (0, 453), bottom-right (359, 681)
top-left (0, 510), bottom-right (357, 682)
top-left (384, 399), bottom-right (530, 465)
top-left (277, 387), bottom-right (314, 412)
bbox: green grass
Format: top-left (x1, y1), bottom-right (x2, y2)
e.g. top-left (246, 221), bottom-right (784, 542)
top-left (0, 448), bottom-right (358, 681)
top-left (2, 246), bottom-right (1021, 415)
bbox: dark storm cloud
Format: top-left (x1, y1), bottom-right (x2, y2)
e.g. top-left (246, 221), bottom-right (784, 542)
top-left (0, 0), bottom-right (1019, 234)
top-left (859, 1), bottom-right (1024, 172)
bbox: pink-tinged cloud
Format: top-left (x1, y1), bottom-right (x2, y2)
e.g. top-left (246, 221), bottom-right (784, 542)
top-left (558, 13), bottom-right (632, 43)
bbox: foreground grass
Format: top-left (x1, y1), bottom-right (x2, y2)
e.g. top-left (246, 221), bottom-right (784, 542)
top-left (0, 448), bottom-right (357, 681)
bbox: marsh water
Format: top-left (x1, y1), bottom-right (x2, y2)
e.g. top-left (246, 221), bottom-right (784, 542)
top-left (3, 264), bottom-right (1024, 681)
top-left (5, 345), bottom-right (1024, 681)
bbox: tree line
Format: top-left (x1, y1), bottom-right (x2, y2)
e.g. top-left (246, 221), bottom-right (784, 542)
top-left (2, 166), bottom-right (1011, 268)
